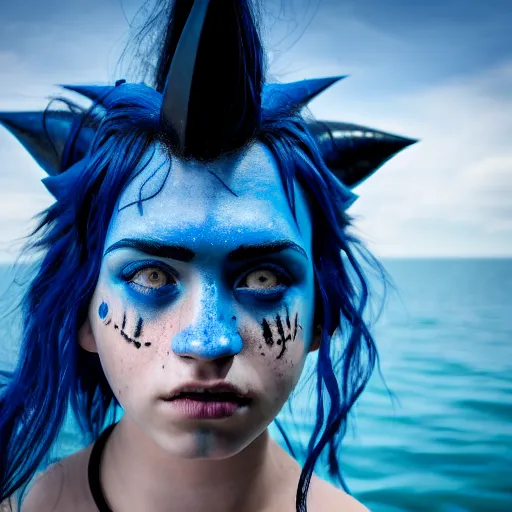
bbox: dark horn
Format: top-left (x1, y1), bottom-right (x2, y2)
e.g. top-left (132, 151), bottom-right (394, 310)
top-left (161, 0), bottom-right (211, 152)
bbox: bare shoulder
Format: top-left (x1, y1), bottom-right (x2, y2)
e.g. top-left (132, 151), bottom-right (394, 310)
top-left (20, 461), bottom-right (66, 512)
top-left (21, 445), bottom-right (94, 512)
top-left (1, 496), bottom-right (16, 512)
top-left (308, 475), bottom-right (370, 512)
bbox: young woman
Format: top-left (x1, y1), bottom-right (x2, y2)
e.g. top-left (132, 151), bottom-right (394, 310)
top-left (0, 1), bottom-right (415, 510)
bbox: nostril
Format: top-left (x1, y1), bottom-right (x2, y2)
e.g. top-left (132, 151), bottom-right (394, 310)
top-left (216, 355), bottom-right (234, 365)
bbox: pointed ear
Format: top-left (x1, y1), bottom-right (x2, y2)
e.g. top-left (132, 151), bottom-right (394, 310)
top-left (0, 110), bottom-right (96, 179)
top-left (308, 120), bottom-right (418, 188)
top-left (0, 110), bottom-right (76, 176)
top-left (308, 324), bottom-right (322, 353)
top-left (79, 317), bottom-right (98, 353)
top-left (262, 76), bottom-right (347, 116)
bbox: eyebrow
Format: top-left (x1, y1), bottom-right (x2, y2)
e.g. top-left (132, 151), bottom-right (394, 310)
top-left (104, 238), bottom-right (308, 262)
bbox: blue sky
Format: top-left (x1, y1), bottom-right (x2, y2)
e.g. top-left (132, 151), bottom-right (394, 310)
top-left (0, 0), bottom-right (511, 260)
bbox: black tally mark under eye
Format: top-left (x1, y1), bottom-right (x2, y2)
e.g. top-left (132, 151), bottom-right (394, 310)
top-left (114, 312), bottom-right (151, 349)
top-left (261, 310), bottom-right (299, 359)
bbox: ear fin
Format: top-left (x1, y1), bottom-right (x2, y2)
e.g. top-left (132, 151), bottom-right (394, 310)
top-left (309, 120), bottom-right (418, 187)
top-left (262, 76), bottom-right (347, 115)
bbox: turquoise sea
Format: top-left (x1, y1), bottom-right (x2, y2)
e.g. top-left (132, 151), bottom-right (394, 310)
top-left (1, 259), bottom-right (511, 511)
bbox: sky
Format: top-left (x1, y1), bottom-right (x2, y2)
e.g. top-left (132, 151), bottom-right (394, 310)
top-left (0, 0), bottom-right (511, 260)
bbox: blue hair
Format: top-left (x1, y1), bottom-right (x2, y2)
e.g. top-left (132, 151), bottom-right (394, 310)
top-left (0, 2), bottom-right (388, 510)
top-left (0, 88), bottom-right (384, 512)
top-left (260, 117), bottom-right (384, 509)
top-left (0, 91), bottom-right (161, 504)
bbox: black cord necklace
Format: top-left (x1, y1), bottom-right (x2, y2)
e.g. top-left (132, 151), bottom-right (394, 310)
top-left (88, 423), bottom-right (118, 512)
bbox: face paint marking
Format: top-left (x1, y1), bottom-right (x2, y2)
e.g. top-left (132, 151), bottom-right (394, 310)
top-left (275, 314), bottom-right (292, 359)
top-left (113, 311), bottom-right (150, 350)
top-left (276, 314), bottom-right (286, 345)
top-left (98, 302), bottom-right (109, 320)
top-left (134, 317), bottom-right (143, 338)
top-left (121, 330), bottom-right (133, 345)
top-left (118, 159), bottom-right (171, 215)
top-left (262, 319), bottom-right (274, 347)
top-left (195, 428), bottom-right (212, 457)
top-left (104, 319), bottom-right (112, 326)
top-left (204, 166), bottom-right (238, 197)
top-left (171, 282), bottom-right (243, 358)
top-left (260, 312), bottom-right (299, 359)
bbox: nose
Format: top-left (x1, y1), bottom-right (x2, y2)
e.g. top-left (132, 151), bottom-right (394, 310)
top-left (171, 281), bottom-right (243, 360)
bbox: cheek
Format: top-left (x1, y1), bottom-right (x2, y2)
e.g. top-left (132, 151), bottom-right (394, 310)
top-left (88, 289), bottom-right (193, 396)
top-left (238, 302), bottom-right (311, 398)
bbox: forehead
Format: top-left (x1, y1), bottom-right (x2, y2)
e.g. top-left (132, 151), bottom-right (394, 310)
top-left (105, 143), bottom-right (313, 252)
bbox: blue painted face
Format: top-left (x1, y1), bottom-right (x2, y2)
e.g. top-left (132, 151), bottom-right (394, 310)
top-left (85, 142), bottom-right (317, 458)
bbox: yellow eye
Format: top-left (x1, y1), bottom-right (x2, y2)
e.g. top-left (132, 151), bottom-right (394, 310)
top-left (131, 268), bottom-right (171, 289)
top-left (244, 269), bottom-right (281, 290)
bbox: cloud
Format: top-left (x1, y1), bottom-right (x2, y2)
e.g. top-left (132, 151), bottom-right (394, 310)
top-left (0, 134), bottom-right (53, 262)
top-left (0, 2), bottom-right (511, 258)
top-left (298, 61), bottom-right (512, 257)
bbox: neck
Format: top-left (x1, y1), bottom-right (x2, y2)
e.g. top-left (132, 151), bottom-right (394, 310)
top-left (101, 417), bottom-right (290, 512)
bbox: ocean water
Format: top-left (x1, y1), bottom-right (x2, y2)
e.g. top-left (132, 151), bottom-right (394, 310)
top-left (1, 259), bottom-right (511, 511)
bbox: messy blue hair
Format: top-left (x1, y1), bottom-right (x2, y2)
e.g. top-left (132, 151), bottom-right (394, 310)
top-left (0, 90), bottom-right (383, 512)
top-left (0, 1), bottom-right (386, 510)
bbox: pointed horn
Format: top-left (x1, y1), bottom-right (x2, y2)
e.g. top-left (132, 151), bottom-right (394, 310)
top-left (309, 120), bottom-right (418, 187)
top-left (0, 110), bottom-right (93, 176)
top-left (61, 84), bottom-right (116, 104)
top-left (161, 0), bottom-right (211, 152)
top-left (262, 76), bottom-right (347, 115)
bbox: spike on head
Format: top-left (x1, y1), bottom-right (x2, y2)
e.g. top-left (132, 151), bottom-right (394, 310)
top-left (0, 110), bottom-right (93, 176)
top-left (160, 0), bottom-right (264, 160)
top-left (60, 84), bottom-right (116, 104)
top-left (262, 76), bottom-right (347, 116)
top-left (308, 120), bottom-right (418, 187)
top-left (161, 0), bottom-right (211, 153)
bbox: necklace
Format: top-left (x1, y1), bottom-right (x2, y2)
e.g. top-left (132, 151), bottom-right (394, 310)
top-left (88, 423), bottom-right (117, 512)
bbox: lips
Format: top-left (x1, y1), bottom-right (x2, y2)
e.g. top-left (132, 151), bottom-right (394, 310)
top-left (162, 382), bottom-right (251, 405)
top-left (170, 391), bottom-right (250, 405)
top-left (160, 382), bottom-right (252, 419)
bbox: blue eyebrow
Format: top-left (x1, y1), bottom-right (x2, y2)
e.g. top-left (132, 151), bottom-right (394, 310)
top-left (104, 238), bottom-right (308, 262)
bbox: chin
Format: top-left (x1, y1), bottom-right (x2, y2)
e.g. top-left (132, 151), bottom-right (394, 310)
top-left (154, 424), bottom-right (264, 460)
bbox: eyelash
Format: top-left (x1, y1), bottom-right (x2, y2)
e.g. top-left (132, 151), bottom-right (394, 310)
top-left (120, 261), bottom-right (178, 295)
